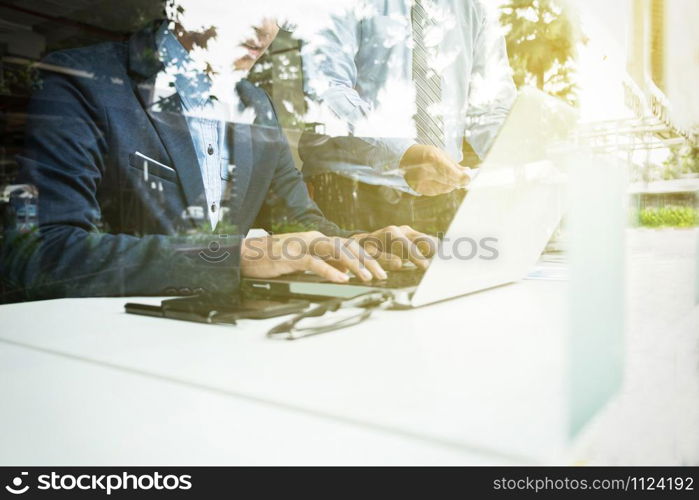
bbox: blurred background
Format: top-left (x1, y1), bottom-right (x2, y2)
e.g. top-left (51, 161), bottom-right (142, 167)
top-left (1, 0), bottom-right (697, 230)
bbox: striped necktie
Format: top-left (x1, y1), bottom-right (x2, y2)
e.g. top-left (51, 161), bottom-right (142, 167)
top-left (412, 0), bottom-right (444, 149)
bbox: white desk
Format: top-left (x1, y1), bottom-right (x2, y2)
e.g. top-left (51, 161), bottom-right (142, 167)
top-left (1, 229), bottom-right (698, 465)
top-left (0, 342), bottom-right (496, 465)
top-left (0, 281), bottom-right (571, 464)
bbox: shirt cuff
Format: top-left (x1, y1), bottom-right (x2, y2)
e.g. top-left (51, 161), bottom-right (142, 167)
top-left (379, 138), bottom-right (416, 172)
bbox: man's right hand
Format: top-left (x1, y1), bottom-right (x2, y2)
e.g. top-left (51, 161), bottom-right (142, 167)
top-left (399, 144), bottom-right (472, 196)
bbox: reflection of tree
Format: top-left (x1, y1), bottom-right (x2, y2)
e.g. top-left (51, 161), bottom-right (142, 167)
top-left (161, 2), bottom-right (307, 130)
top-left (663, 144), bottom-right (699, 179)
top-left (165, 0), bottom-right (218, 66)
top-left (248, 30), bottom-right (308, 132)
top-left (499, 0), bottom-right (585, 106)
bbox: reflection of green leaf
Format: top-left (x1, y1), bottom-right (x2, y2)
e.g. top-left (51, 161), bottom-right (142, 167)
top-left (637, 206), bottom-right (699, 228)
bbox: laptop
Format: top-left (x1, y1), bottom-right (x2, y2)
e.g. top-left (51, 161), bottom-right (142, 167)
top-left (243, 88), bottom-right (578, 308)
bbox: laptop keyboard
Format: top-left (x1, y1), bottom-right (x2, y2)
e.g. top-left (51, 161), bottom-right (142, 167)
top-left (347, 267), bottom-right (425, 288)
top-left (282, 267), bottom-right (425, 289)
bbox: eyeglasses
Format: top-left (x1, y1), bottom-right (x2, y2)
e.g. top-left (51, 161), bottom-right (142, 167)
top-left (267, 291), bottom-right (394, 340)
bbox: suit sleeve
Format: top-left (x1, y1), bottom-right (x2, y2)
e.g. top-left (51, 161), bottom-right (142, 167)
top-left (260, 122), bottom-right (358, 238)
top-left (243, 84), bottom-right (359, 238)
top-left (3, 52), bottom-right (241, 299)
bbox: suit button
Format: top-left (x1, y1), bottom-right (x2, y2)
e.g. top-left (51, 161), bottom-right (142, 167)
top-left (179, 287), bottom-right (193, 296)
top-left (193, 288), bottom-right (205, 295)
top-left (207, 144), bottom-right (214, 155)
top-left (163, 287), bottom-right (177, 295)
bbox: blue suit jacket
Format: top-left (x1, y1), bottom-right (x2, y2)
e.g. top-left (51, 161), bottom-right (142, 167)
top-left (4, 23), bottom-right (345, 299)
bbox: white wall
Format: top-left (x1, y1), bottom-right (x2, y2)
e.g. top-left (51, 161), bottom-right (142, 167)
top-left (664, 0), bottom-right (699, 135)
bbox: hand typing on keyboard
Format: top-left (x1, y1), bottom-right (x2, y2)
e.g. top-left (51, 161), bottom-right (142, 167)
top-left (241, 232), bottom-right (387, 284)
top-left (350, 225), bottom-right (438, 271)
top-left (240, 226), bottom-right (436, 285)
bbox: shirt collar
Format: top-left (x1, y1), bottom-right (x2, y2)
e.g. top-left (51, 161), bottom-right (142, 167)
top-left (155, 22), bottom-right (212, 110)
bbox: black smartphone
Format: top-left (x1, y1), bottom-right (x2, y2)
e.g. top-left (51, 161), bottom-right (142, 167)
top-left (125, 294), bottom-right (309, 324)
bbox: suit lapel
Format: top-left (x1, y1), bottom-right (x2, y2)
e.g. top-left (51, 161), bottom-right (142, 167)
top-left (128, 22), bottom-right (207, 217)
top-left (142, 87), bottom-right (207, 212)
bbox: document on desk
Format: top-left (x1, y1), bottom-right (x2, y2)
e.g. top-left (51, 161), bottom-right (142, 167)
top-left (525, 263), bottom-right (569, 281)
top-left (525, 254), bottom-right (569, 280)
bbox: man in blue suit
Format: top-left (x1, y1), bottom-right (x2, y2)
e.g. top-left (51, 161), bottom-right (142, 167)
top-left (2, 14), bottom-right (434, 300)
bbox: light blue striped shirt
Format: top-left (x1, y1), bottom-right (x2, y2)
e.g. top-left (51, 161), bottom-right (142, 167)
top-left (156, 24), bottom-right (230, 228)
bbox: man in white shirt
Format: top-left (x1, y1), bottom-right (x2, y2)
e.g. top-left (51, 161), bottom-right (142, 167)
top-left (300, 0), bottom-right (516, 233)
